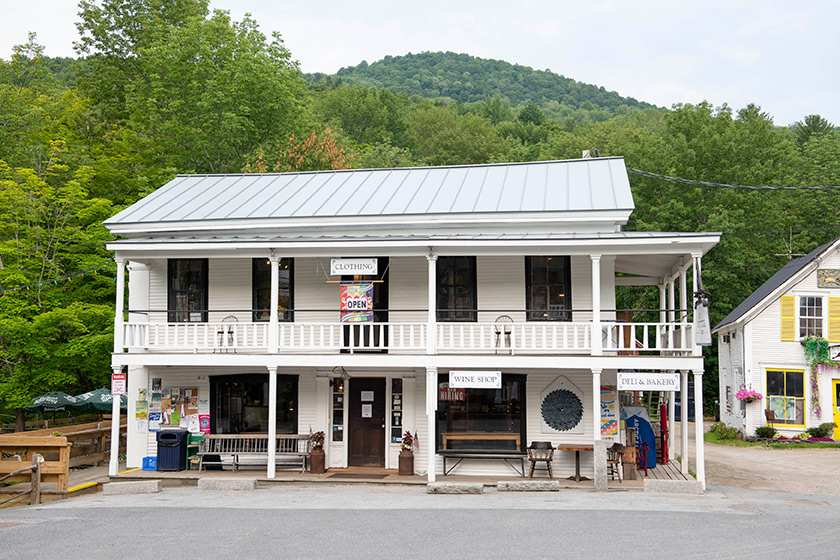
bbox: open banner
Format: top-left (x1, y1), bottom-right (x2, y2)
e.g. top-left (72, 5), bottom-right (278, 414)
top-left (340, 282), bottom-right (374, 322)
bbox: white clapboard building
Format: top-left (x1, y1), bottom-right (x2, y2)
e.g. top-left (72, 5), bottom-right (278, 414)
top-left (715, 237), bottom-right (840, 439)
top-left (105, 157), bottom-right (718, 487)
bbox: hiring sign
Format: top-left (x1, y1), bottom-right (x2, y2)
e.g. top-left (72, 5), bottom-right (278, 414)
top-left (449, 371), bottom-right (502, 389)
top-left (111, 372), bottom-right (127, 395)
top-left (617, 372), bottom-right (680, 392)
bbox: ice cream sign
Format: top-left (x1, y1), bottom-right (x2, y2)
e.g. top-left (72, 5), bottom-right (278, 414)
top-left (340, 283), bottom-right (374, 322)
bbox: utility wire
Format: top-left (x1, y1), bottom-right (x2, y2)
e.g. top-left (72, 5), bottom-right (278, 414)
top-left (628, 168), bottom-right (840, 191)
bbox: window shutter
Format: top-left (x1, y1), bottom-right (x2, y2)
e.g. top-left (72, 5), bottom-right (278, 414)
top-left (780, 296), bottom-right (795, 341)
top-left (829, 297), bottom-right (840, 343)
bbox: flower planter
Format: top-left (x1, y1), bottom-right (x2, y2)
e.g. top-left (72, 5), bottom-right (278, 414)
top-left (398, 448), bottom-right (414, 476)
top-left (744, 397), bottom-right (755, 403)
top-left (310, 447), bottom-right (326, 474)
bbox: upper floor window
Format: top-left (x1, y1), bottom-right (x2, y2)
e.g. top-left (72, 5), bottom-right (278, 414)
top-left (437, 256), bottom-right (476, 322)
top-left (526, 256), bottom-right (571, 321)
top-left (799, 296), bottom-right (822, 337)
top-left (252, 258), bottom-right (294, 322)
top-left (168, 259), bottom-right (208, 322)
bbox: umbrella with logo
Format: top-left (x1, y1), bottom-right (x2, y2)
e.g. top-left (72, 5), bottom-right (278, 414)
top-left (71, 388), bottom-right (127, 413)
top-left (24, 391), bottom-right (79, 414)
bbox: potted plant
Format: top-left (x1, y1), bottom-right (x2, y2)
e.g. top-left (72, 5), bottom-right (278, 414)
top-left (310, 431), bottom-right (326, 474)
top-left (399, 430), bottom-right (415, 476)
top-left (735, 388), bottom-right (763, 404)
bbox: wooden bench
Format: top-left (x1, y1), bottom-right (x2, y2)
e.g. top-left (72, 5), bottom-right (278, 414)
top-left (438, 450), bottom-right (527, 477)
top-left (441, 431), bottom-right (522, 450)
top-left (196, 434), bottom-right (311, 473)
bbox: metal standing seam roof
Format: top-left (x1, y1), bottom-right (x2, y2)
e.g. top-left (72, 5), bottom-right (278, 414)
top-left (104, 157), bottom-right (635, 226)
top-left (713, 239), bottom-right (835, 331)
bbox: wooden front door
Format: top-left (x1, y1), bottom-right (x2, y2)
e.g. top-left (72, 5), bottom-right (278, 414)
top-left (348, 378), bottom-right (386, 466)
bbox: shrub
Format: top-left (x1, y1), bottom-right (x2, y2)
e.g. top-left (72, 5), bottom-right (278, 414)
top-left (709, 422), bottom-right (740, 440)
top-left (805, 422), bottom-right (837, 439)
top-left (755, 426), bottom-right (777, 439)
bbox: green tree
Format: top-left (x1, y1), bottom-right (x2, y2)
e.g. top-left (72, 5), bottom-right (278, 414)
top-left (75, 0), bottom-right (305, 173)
top-left (315, 85), bottom-right (410, 147)
top-left (407, 106), bottom-right (509, 165)
top-left (791, 114), bottom-right (834, 146)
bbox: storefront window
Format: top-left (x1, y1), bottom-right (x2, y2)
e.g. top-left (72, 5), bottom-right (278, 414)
top-left (332, 378), bottom-right (344, 442)
top-left (766, 369), bottom-right (804, 426)
top-left (210, 374), bottom-right (298, 434)
top-left (436, 373), bottom-right (525, 452)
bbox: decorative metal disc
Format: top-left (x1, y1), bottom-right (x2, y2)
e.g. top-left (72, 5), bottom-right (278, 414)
top-left (541, 389), bottom-right (583, 431)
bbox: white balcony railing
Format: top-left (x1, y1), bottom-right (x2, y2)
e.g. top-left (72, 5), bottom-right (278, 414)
top-left (121, 320), bottom-right (693, 355)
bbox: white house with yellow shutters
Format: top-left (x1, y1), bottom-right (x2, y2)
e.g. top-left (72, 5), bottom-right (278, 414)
top-left (715, 237), bottom-right (840, 439)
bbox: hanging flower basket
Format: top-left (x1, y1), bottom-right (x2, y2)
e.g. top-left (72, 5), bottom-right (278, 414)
top-left (736, 388), bottom-right (763, 403)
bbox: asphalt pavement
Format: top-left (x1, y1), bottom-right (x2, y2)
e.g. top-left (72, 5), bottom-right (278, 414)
top-left (2, 482), bottom-right (839, 559)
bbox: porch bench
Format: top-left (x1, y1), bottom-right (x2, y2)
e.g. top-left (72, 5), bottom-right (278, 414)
top-left (196, 434), bottom-right (311, 473)
top-left (438, 450), bottom-right (527, 477)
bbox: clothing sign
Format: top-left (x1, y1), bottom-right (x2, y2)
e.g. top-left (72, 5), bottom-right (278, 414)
top-left (331, 258), bottom-right (378, 276)
top-left (340, 283), bottom-right (374, 323)
top-left (449, 371), bottom-right (502, 389)
top-left (617, 372), bottom-right (680, 392)
top-left (111, 372), bottom-right (127, 395)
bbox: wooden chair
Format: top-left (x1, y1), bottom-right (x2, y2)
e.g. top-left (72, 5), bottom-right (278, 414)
top-left (607, 443), bottom-right (623, 482)
top-left (494, 315), bottom-right (514, 351)
top-left (216, 315), bottom-right (238, 352)
top-left (527, 441), bottom-right (554, 479)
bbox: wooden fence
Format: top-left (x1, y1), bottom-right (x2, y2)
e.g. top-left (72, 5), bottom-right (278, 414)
top-left (0, 437), bottom-right (71, 506)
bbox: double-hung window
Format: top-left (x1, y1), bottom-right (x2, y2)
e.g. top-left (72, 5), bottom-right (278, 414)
top-left (526, 256), bottom-right (572, 321)
top-left (437, 256), bottom-right (477, 322)
top-left (252, 258), bottom-right (294, 322)
top-left (799, 296), bottom-right (823, 338)
top-left (168, 259), bottom-right (208, 322)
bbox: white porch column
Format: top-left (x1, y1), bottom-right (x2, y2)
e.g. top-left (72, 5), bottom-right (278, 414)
top-left (426, 367), bottom-right (438, 482)
top-left (269, 253), bottom-right (280, 354)
top-left (668, 371), bottom-right (676, 462)
top-left (426, 252), bottom-right (437, 355)
top-left (693, 369), bottom-right (705, 490)
top-left (267, 365), bottom-right (278, 478)
top-left (680, 370), bottom-right (689, 475)
top-left (108, 365), bottom-right (122, 476)
top-left (667, 277), bottom-right (676, 347)
top-left (692, 255), bottom-right (702, 357)
top-left (591, 255), bottom-right (602, 356)
top-left (592, 369), bottom-right (602, 440)
top-left (680, 268), bottom-right (688, 348)
top-left (113, 258), bottom-right (126, 354)
top-left (659, 282), bottom-right (667, 324)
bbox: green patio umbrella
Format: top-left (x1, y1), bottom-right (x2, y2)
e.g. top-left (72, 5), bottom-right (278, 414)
top-left (24, 391), bottom-right (79, 413)
top-left (71, 388), bottom-right (127, 412)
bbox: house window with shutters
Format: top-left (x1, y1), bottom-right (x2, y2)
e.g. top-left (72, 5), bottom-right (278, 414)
top-left (780, 295), bottom-right (840, 341)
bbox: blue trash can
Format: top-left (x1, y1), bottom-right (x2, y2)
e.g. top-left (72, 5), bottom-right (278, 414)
top-left (156, 429), bottom-right (189, 471)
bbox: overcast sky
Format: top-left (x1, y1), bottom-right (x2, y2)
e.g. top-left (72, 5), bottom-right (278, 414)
top-left (1, 0), bottom-right (837, 126)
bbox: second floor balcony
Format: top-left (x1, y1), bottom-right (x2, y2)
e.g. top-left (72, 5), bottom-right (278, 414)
top-left (119, 309), bottom-right (696, 357)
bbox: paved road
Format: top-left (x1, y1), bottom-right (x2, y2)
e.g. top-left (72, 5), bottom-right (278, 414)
top-left (2, 483), bottom-right (840, 560)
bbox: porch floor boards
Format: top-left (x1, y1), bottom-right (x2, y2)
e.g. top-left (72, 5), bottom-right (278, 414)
top-left (644, 460), bottom-right (692, 481)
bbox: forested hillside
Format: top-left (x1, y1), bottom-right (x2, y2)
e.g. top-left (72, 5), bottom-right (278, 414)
top-left (1, 0), bottom-right (839, 418)
top-left (307, 51), bottom-right (658, 123)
